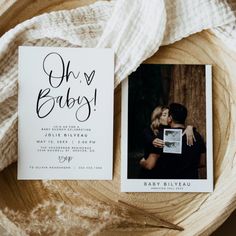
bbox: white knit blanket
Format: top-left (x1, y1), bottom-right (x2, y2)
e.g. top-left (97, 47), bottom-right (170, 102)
top-left (0, 0), bottom-right (236, 172)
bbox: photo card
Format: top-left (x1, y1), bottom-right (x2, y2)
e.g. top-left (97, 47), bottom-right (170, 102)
top-left (121, 64), bottom-right (213, 192)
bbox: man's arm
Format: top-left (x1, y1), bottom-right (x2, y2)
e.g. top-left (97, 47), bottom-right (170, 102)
top-left (199, 153), bottom-right (206, 168)
top-left (198, 153), bottom-right (206, 179)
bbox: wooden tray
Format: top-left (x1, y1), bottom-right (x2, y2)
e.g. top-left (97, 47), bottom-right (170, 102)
top-left (0, 1), bottom-right (236, 235)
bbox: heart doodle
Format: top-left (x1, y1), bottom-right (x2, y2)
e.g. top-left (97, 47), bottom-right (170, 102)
top-left (84, 70), bottom-right (95, 86)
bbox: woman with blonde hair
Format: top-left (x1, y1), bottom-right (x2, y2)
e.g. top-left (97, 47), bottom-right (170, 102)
top-left (139, 105), bottom-right (195, 177)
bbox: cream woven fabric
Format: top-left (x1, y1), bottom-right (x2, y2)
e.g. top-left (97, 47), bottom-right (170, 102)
top-left (0, 0), bottom-right (236, 172)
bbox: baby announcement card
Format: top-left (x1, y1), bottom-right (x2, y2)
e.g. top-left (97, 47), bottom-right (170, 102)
top-left (121, 64), bottom-right (213, 192)
top-left (18, 46), bottom-right (114, 180)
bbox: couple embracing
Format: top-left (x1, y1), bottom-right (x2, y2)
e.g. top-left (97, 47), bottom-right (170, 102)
top-left (139, 103), bottom-right (206, 179)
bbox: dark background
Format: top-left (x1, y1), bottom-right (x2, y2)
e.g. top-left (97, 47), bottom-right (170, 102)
top-left (127, 64), bottom-right (206, 179)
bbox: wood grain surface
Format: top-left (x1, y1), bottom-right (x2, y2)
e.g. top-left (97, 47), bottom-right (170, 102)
top-left (0, 0), bottom-right (236, 235)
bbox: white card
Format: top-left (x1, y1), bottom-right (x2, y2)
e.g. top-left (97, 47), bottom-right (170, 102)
top-left (18, 46), bottom-right (114, 180)
top-left (121, 64), bottom-right (213, 192)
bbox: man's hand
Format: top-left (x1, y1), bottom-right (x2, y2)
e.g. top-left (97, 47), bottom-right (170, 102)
top-left (152, 138), bottom-right (164, 148)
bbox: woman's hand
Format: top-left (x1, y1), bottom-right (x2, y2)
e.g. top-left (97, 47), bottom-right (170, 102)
top-left (152, 138), bottom-right (164, 148)
top-left (183, 125), bottom-right (196, 146)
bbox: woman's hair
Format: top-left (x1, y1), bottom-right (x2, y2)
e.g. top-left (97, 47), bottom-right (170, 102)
top-left (150, 106), bottom-right (169, 135)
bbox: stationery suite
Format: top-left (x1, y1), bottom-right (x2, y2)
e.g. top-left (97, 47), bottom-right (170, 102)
top-left (18, 47), bottom-right (213, 193)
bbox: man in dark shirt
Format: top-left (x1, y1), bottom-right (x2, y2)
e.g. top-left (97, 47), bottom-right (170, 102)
top-left (143, 103), bottom-right (206, 179)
